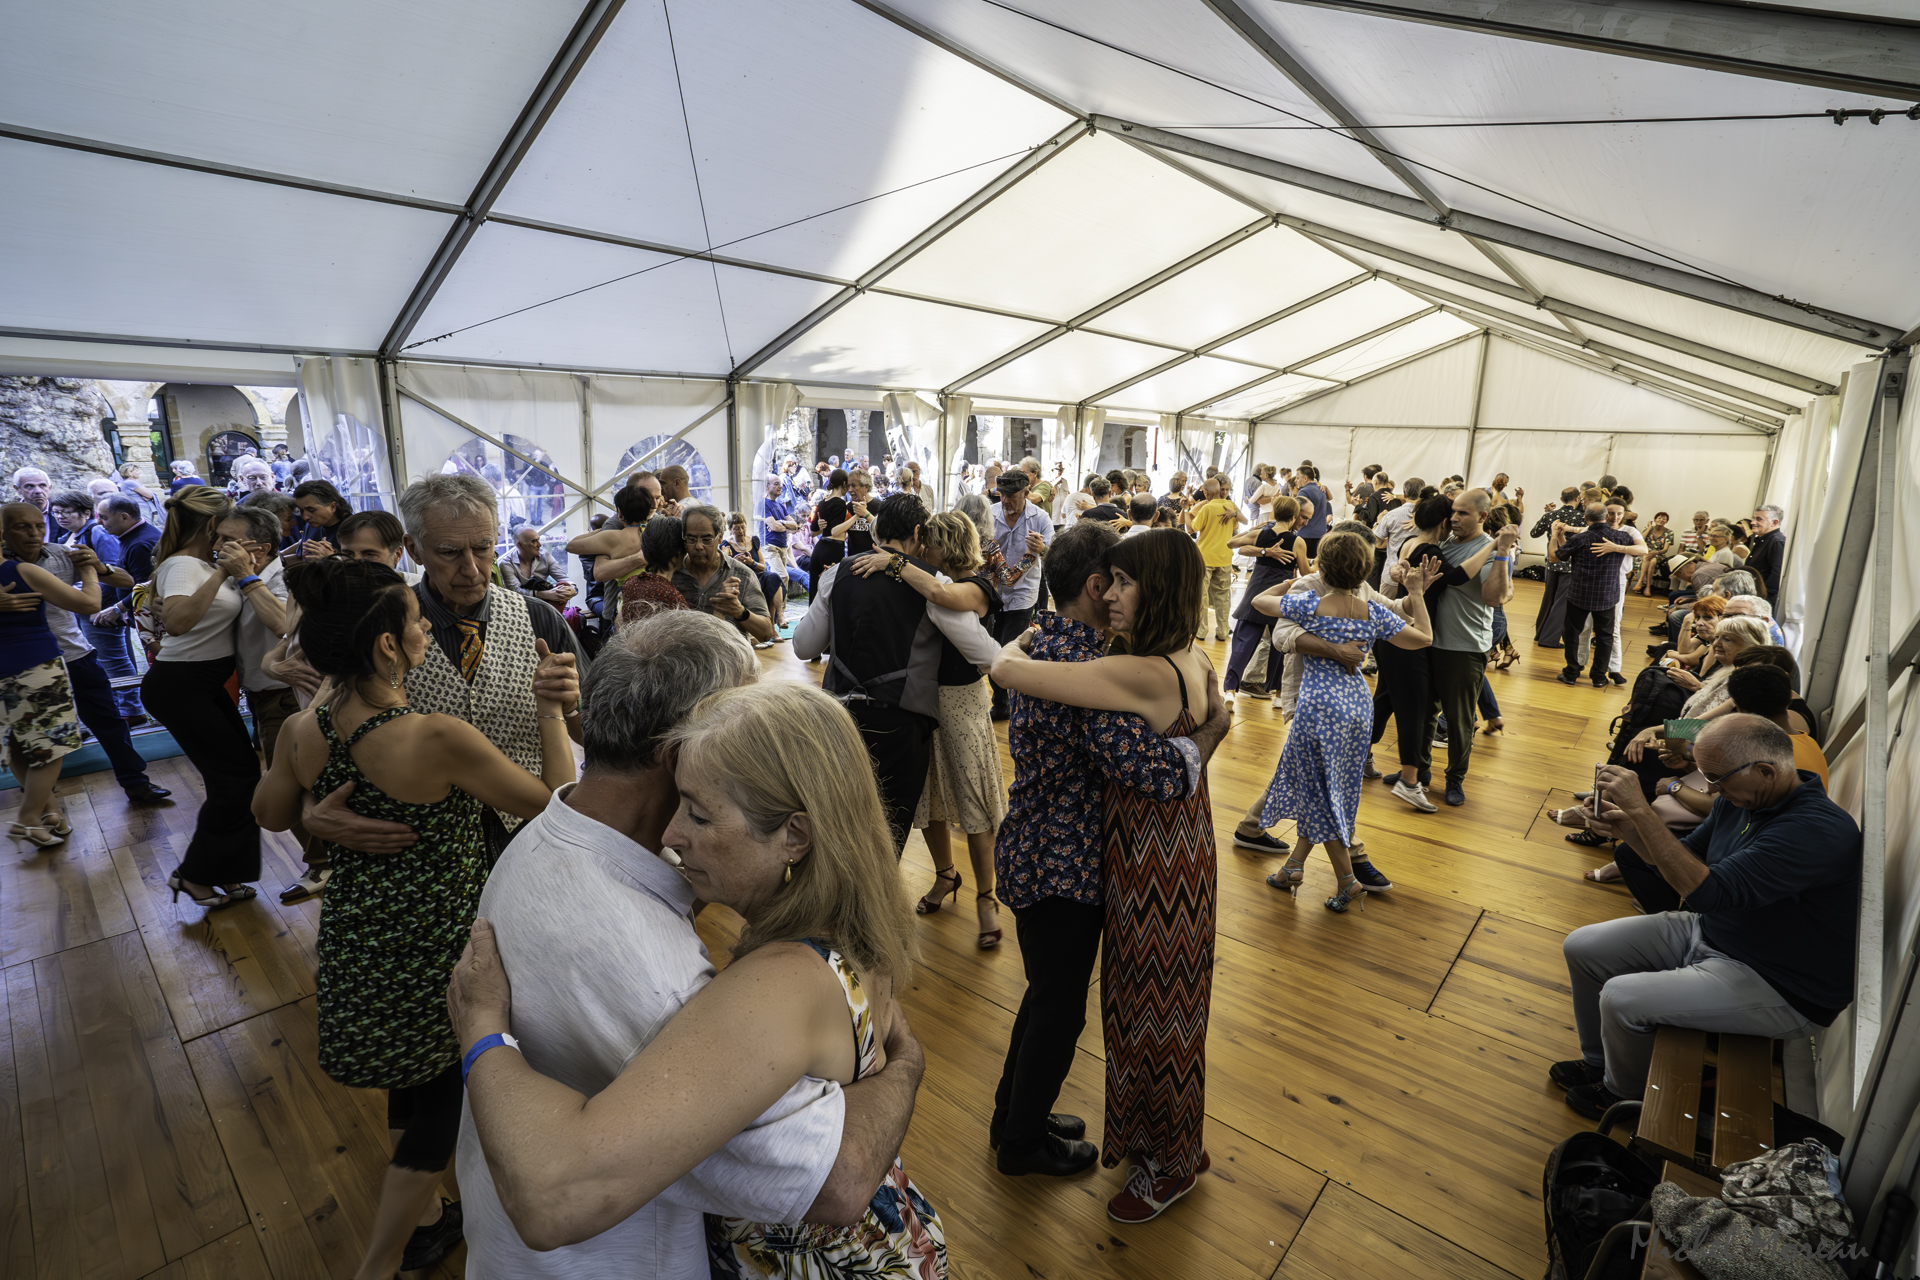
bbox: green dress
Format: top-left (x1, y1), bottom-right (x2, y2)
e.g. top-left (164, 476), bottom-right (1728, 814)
top-left (313, 705), bottom-right (488, 1090)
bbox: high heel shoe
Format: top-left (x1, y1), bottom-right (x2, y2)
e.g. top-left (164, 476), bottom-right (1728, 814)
top-left (1325, 873), bottom-right (1366, 913)
top-left (11, 822), bottom-right (64, 849)
top-left (1480, 718), bottom-right (1505, 736)
top-left (42, 811), bottom-right (71, 837)
top-left (1265, 858), bottom-right (1306, 894)
top-left (976, 892), bottom-right (1003, 949)
top-left (167, 874), bottom-right (231, 910)
top-left (915, 866), bottom-right (962, 915)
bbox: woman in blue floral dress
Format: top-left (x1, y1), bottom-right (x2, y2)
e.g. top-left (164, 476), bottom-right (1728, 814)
top-left (1241, 532), bottom-right (1435, 913)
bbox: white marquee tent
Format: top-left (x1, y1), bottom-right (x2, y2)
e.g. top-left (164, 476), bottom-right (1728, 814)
top-left (5, 0), bottom-right (1920, 1239)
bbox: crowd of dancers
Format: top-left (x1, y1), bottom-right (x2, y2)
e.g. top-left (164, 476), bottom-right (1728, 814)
top-left (0, 450), bottom-right (1804, 1278)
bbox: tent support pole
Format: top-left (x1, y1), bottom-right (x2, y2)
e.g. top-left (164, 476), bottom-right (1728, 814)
top-left (1462, 331), bottom-right (1489, 484)
top-left (1177, 307), bottom-right (1438, 417)
top-left (726, 379), bottom-right (741, 514)
top-left (377, 357), bottom-right (407, 492)
top-left (1755, 425), bottom-right (1782, 510)
top-left (1805, 358), bottom-right (1894, 727)
top-left (1263, 0), bottom-right (1920, 103)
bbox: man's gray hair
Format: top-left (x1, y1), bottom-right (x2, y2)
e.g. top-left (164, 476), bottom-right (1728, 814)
top-left (1331, 519), bottom-right (1374, 539)
top-left (1018, 455), bottom-right (1040, 477)
top-left (1757, 503), bottom-right (1784, 523)
top-left (234, 456), bottom-right (274, 479)
top-left (222, 504), bottom-right (284, 546)
top-left (12, 467), bottom-right (49, 486)
top-left (1699, 713), bottom-right (1796, 771)
top-left (399, 473), bottom-right (497, 540)
top-left (240, 490), bottom-right (296, 521)
top-left (170, 460), bottom-right (194, 475)
top-left (1403, 477), bottom-right (1423, 498)
top-left (1725, 595), bottom-right (1774, 618)
top-left (581, 610), bottom-right (757, 772)
top-left (1716, 570), bottom-right (1759, 598)
top-left (954, 492), bottom-right (992, 540)
top-left (680, 502), bottom-right (726, 534)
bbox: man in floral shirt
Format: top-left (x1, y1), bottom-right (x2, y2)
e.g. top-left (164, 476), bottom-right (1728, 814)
top-left (990, 521), bottom-right (1229, 1179)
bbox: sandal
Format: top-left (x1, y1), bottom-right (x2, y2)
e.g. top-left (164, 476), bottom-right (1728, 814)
top-left (975, 892), bottom-right (1003, 950)
top-left (42, 812), bottom-right (72, 837)
top-left (1584, 863), bottom-right (1623, 883)
top-left (219, 885), bottom-right (259, 902)
top-left (1265, 858), bottom-right (1306, 895)
top-left (1565, 829), bottom-right (1613, 847)
top-left (916, 866), bottom-right (962, 915)
top-left (1325, 873), bottom-right (1366, 914)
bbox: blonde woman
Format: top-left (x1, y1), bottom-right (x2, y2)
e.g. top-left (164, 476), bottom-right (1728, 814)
top-left (846, 510), bottom-right (1008, 946)
top-left (450, 682), bottom-right (945, 1277)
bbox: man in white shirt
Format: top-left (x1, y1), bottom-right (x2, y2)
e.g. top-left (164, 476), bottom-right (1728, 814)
top-left (1370, 477), bottom-right (1426, 597)
top-left (459, 611), bottom-right (925, 1279)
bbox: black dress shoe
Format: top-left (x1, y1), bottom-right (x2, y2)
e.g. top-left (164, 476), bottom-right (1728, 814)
top-left (996, 1132), bottom-right (1098, 1177)
top-left (1556, 670), bottom-right (1579, 685)
top-left (1549, 1059), bottom-right (1606, 1091)
top-left (401, 1198), bottom-right (463, 1272)
top-left (1608, 672), bottom-right (1627, 686)
top-left (124, 783), bottom-right (173, 804)
top-left (1565, 1081), bottom-right (1631, 1121)
top-left (988, 1112), bottom-right (1087, 1149)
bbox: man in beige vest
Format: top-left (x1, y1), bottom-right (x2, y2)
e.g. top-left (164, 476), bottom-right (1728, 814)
top-left (303, 474), bottom-right (584, 863)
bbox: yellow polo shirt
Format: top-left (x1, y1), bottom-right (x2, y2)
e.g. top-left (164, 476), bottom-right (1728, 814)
top-left (1189, 498), bottom-right (1240, 568)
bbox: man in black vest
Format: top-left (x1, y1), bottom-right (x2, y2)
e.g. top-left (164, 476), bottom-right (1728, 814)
top-left (793, 492), bottom-right (998, 853)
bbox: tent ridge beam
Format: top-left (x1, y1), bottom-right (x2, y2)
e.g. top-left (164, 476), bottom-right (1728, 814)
top-left (1197, 0), bottom-right (1450, 216)
top-left (0, 324), bottom-right (366, 360)
top-left (400, 353), bottom-right (730, 381)
top-left (1066, 271), bottom-right (1375, 407)
top-left (0, 121), bottom-right (468, 215)
top-left (1093, 115), bottom-right (1900, 348)
top-left (380, 0), bottom-right (630, 358)
top-left (847, 0), bottom-right (1087, 119)
top-left (940, 216), bottom-right (1271, 393)
top-left (729, 120), bottom-right (1089, 379)
top-left (1264, 0), bottom-right (1920, 102)
top-left (1384, 275), bottom-right (1809, 411)
top-left (1247, 326), bottom-right (1484, 419)
top-left (1290, 225), bottom-right (1838, 394)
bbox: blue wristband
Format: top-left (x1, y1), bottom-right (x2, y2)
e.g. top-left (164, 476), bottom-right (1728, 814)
top-left (235, 574), bottom-right (262, 590)
top-left (461, 1032), bottom-right (520, 1085)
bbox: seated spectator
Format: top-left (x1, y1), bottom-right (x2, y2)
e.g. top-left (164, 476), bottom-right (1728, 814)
top-left (1722, 593), bottom-right (1786, 649)
top-left (500, 525), bottom-right (578, 611)
top-left (1554, 716), bottom-right (1859, 1119)
top-left (674, 504), bottom-right (774, 644)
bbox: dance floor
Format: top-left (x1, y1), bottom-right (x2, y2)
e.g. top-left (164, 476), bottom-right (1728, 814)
top-left (1, 577), bottom-right (1651, 1279)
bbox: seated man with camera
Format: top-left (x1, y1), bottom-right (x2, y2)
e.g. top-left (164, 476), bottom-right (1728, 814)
top-left (1553, 714), bottom-right (1860, 1120)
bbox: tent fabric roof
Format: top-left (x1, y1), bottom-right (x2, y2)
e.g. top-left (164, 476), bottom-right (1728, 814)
top-left (3, 0), bottom-right (1915, 423)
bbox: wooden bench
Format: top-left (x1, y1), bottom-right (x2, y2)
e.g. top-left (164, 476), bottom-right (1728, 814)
top-left (1598, 1025), bottom-right (1776, 1177)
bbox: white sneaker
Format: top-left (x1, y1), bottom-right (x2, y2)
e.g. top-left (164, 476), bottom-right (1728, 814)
top-left (1391, 779), bottom-right (1438, 813)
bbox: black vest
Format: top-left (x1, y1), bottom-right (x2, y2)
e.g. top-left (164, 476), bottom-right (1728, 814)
top-left (822, 554), bottom-right (943, 721)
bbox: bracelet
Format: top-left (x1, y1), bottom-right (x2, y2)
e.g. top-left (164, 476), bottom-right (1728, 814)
top-left (885, 553), bottom-right (906, 582)
top-left (539, 714), bottom-right (566, 721)
top-left (462, 1032), bottom-right (521, 1084)
top-left (235, 574), bottom-right (262, 590)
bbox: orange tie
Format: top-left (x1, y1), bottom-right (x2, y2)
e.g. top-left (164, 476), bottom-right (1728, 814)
top-left (455, 618), bottom-right (484, 682)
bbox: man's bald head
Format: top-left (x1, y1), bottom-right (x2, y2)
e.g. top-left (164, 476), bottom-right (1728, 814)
top-left (658, 465), bottom-right (690, 500)
top-left (1695, 713), bottom-right (1799, 809)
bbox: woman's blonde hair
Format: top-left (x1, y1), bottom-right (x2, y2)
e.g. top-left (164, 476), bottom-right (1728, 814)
top-left (665, 683), bottom-right (918, 983)
top-left (155, 484), bottom-right (233, 565)
top-left (1714, 615), bottom-right (1769, 651)
top-left (1315, 530), bottom-right (1373, 590)
top-left (1270, 493), bottom-right (1299, 526)
top-left (920, 510), bottom-right (982, 575)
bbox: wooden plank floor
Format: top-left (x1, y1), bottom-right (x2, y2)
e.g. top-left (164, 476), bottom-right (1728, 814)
top-left (0, 577), bottom-right (1649, 1279)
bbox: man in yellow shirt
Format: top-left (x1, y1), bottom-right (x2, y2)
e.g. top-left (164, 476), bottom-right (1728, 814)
top-left (1188, 477), bottom-right (1244, 642)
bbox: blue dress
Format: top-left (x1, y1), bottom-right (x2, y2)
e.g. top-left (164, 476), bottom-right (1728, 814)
top-left (1259, 592), bottom-right (1405, 842)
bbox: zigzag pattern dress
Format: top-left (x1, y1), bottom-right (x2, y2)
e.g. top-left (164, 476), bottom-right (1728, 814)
top-left (1100, 656), bottom-right (1216, 1179)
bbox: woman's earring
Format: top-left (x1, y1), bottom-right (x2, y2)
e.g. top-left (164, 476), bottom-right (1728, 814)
top-left (390, 662), bottom-right (400, 690)
top-left (784, 860), bottom-right (793, 884)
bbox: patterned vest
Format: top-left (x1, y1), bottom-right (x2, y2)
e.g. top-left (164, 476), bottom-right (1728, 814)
top-left (404, 584), bottom-right (543, 831)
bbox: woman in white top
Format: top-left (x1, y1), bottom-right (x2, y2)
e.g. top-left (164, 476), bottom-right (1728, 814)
top-left (140, 485), bottom-right (277, 909)
top-left (1706, 521), bottom-right (1747, 568)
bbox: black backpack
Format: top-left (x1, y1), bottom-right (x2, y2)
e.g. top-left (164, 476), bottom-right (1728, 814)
top-left (1607, 666), bottom-right (1691, 761)
top-left (1542, 1132), bottom-right (1659, 1280)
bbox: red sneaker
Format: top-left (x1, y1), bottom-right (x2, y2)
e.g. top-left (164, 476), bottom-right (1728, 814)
top-left (1106, 1150), bottom-right (1211, 1223)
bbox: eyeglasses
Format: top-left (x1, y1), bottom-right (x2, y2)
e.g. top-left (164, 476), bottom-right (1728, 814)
top-left (1702, 759), bottom-right (1765, 788)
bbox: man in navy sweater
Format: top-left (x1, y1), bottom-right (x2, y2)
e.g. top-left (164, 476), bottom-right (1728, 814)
top-left (1553, 714), bottom-right (1859, 1119)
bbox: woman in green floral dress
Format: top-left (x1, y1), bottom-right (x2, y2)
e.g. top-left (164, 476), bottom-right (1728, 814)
top-left (254, 557), bottom-right (577, 1280)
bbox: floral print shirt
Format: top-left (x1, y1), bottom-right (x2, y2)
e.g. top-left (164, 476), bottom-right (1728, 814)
top-left (994, 614), bottom-right (1199, 909)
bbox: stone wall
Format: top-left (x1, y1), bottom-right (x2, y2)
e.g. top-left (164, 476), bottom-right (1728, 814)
top-left (0, 376), bottom-right (117, 491)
